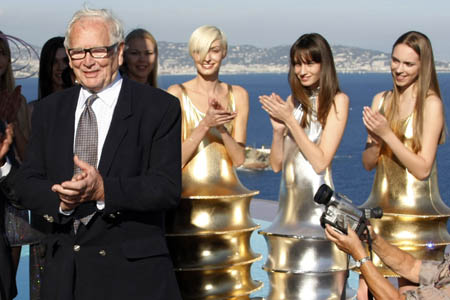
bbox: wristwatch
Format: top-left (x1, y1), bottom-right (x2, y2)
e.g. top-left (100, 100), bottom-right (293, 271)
top-left (355, 256), bottom-right (371, 268)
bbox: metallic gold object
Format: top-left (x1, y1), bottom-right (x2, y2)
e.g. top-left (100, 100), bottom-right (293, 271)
top-left (166, 87), bottom-right (262, 299)
top-left (259, 97), bottom-right (355, 300)
top-left (360, 108), bottom-right (450, 277)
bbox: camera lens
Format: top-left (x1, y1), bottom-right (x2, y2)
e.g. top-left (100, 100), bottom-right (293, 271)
top-left (314, 184), bottom-right (333, 205)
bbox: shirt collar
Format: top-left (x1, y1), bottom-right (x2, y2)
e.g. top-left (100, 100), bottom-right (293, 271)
top-left (79, 73), bottom-right (123, 109)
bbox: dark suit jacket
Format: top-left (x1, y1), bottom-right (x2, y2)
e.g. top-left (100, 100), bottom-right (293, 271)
top-left (0, 149), bottom-right (20, 300)
top-left (15, 77), bottom-right (182, 300)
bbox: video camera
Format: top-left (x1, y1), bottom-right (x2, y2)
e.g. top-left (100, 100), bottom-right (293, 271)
top-left (314, 184), bottom-right (383, 237)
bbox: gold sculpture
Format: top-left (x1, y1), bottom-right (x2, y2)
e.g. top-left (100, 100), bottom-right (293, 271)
top-left (361, 110), bottom-right (450, 276)
top-left (166, 88), bottom-right (262, 299)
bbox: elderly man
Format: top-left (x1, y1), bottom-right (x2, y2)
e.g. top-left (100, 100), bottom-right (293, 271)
top-left (15, 8), bottom-right (182, 300)
top-left (325, 224), bottom-right (450, 299)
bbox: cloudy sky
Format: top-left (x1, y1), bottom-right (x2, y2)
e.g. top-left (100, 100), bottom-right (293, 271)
top-left (2, 0), bottom-right (450, 60)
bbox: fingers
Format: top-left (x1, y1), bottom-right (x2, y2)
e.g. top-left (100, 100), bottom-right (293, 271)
top-left (60, 201), bottom-right (78, 211)
top-left (52, 183), bottom-right (85, 197)
top-left (272, 93), bottom-right (284, 104)
top-left (73, 155), bottom-right (95, 172)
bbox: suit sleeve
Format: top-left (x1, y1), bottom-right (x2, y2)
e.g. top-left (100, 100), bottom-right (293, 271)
top-left (14, 101), bottom-right (69, 224)
top-left (102, 97), bottom-right (181, 214)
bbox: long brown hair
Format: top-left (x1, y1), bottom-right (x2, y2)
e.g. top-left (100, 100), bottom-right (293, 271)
top-left (288, 33), bottom-right (340, 128)
top-left (387, 31), bottom-right (444, 152)
top-left (0, 31), bottom-right (15, 92)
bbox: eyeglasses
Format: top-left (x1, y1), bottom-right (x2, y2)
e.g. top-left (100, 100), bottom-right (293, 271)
top-left (68, 43), bottom-right (118, 60)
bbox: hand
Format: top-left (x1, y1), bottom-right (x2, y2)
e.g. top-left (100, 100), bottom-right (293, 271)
top-left (203, 98), bottom-right (237, 129)
top-left (259, 94), bottom-right (286, 132)
top-left (52, 156), bottom-right (105, 207)
top-left (259, 93), bottom-right (294, 125)
top-left (362, 106), bottom-right (391, 140)
top-left (325, 224), bottom-right (367, 260)
top-left (360, 225), bottom-right (378, 244)
top-left (0, 123), bottom-right (14, 165)
top-left (367, 130), bottom-right (383, 145)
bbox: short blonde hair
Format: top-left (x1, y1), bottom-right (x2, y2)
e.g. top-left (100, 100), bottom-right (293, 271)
top-left (188, 25), bottom-right (227, 62)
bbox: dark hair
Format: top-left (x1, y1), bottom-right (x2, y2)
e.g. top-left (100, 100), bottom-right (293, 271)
top-left (0, 30), bottom-right (15, 92)
top-left (387, 31), bottom-right (444, 151)
top-left (38, 36), bottom-right (65, 99)
top-left (288, 33), bottom-right (340, 128)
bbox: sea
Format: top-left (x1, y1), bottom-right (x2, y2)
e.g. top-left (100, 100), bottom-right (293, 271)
top-left (14, 73), bottom-right (450, 299)
top-left (17, 73), bottom-right (450, 206)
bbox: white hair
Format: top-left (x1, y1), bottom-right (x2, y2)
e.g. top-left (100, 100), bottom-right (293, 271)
top-left (64, 7), bottom-right (124, 48)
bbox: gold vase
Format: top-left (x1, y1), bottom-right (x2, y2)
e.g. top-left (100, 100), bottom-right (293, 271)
top-left (361, 157), bottom-right (450, 277)
top-left (166, 143), bottom-right (263, 299)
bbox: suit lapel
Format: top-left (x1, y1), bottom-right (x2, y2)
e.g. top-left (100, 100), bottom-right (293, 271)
top-left (54, 86), bottom-right (80, 181)
top-left (98, 78), bottom-right (132, 176)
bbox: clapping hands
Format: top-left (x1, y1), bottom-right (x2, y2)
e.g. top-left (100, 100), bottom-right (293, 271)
top-left (259, 93), bottom-right (293, 131)
top-left (203, 98), bottom-right (236, 129)
top-left (363, 106), bottom-right (391, 143)
top-left (52, 155), bottom-right (105, 211)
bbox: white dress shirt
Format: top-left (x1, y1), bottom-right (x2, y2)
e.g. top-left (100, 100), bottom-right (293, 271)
top-left (61, 74), bottom-right (123, 214)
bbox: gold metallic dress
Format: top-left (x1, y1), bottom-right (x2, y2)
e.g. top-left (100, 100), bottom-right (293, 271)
top-left (166, 84), bottom-right (263, 299)
top-left (259, 95), bottom-right (355, 300)
top-left (361, 94), bottom-right (450, 277)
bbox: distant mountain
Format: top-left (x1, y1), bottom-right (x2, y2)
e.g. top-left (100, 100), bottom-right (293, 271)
top-left (12, 42), bottom-right (450, 77)
top-left (158, 42), bottom-right (450, 74)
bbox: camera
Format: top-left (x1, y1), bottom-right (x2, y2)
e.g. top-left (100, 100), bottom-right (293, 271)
top-left (314, 184), bottom-right (383, 237)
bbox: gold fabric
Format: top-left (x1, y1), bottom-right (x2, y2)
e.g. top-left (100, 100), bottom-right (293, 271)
top-left (166, 84), bottom-right (262, 299)
top-left (362, 94), bottom-right (450, 277)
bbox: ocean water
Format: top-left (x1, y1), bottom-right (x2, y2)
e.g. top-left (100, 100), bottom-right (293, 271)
top-left (18, 73), bottom-right (450, 205)
top-left (15, 74), bottom-right (450, 299)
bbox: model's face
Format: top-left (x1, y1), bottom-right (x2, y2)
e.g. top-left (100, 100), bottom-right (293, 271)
top-left (67, 18), bottom-right (124, 93)
top-left (391, 43), bottom-right (420, 89)
top-left (52, 47), bottom-right (68, 91)
top-left (194, 39), bottom-right (226, 76)
top-left (0, 44), bottom-right (9, 78)
top-left (124, 37), bottom-right (156, 84)
top-left (294, 55), bottom-right (321, 88)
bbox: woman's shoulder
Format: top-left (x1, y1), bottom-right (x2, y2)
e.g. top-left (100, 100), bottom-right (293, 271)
top-left (424, 93), bottom-right (443, 112)
top-left (229, 84), bottom-right (248, 103)
top-left (370, 90), bottom-right (391, 109)
top-left (167, 83), bottom-right (186, 99)
top-left (333, 91), bottom-right (349, 103)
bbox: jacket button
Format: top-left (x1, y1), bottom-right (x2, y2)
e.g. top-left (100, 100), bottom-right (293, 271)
top-left (99, 250), bottom-right (106, 256)
top-left (73, 245), bottom-right (81, 252)
top-left (43, 214), bottom-right (54, 223)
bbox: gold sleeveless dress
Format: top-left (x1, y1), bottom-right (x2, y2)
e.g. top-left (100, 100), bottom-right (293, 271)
top-left (361, 94), bottom-right (450, 277)
top-left (166, 84), bottom-right (263, 299)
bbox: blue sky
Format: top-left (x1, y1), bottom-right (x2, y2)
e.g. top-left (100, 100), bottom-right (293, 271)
top-left (1, 0), bottom-right (450, 60)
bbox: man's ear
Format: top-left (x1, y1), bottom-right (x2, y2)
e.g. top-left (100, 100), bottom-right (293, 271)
top-left (117, 42), bottom-right (125, 66)
top-left (66, 48), bottom-right (73, 69)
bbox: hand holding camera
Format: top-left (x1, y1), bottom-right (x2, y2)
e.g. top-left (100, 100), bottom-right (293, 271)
top-left (314, 184), bottom-right (383, 238)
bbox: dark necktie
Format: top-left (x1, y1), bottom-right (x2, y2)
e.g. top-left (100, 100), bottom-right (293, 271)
top-left (73, 94), bottom-right (98, 233)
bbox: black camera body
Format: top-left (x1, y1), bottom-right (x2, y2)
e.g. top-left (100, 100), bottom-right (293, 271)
top-left (314, 184), bottom-right (383, 237)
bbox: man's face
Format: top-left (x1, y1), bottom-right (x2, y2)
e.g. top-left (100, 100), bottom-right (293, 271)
top-left (67, 18), bottom-right (124, 93)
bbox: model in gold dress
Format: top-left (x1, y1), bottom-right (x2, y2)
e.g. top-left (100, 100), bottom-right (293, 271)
top-left (359, 31), bottom-right (450, 298)
top-left (166, 25), bottom-right (262, 299)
